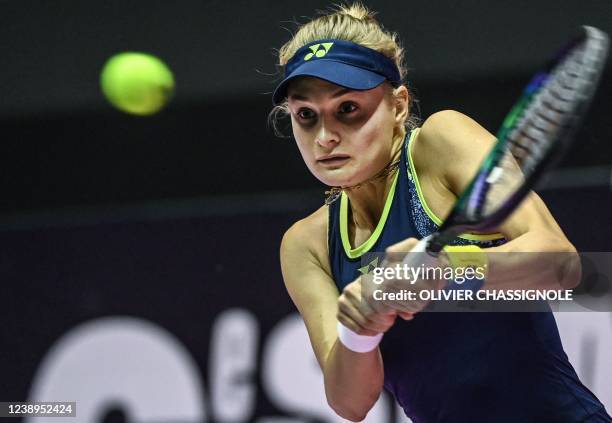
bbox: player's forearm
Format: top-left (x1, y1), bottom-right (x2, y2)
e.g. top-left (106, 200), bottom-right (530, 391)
top-left (483, 230), bottom-right (581, 290)
top-left (323, 339), bottom-right (384, 421)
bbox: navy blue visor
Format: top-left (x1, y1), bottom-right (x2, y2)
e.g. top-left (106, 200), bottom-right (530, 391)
top-left (272, 39), bottom-right (401, 105)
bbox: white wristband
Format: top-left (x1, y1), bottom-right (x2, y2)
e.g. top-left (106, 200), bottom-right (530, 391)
top-left (336, 321), bottom-right (383, 353)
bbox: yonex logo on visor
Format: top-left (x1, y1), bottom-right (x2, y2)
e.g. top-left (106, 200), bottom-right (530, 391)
top-left (272, 38), bottom-right (402, 105)
top-left (304, 42), bottom-right (334, 60)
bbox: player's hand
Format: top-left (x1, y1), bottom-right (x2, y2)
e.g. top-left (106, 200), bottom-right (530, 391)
top-left (364, 237), bottom-right (447, 316)
top-left (337, 277), bottom-right (399, 336)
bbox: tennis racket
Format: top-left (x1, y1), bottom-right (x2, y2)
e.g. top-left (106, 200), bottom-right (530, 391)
top-left (413, 25), bottom-right (609, 255)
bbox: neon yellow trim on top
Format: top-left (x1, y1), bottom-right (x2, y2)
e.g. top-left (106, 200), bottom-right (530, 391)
top-left (407, 128), bottom-right (504, 242)
top-left (340, 170), bottom-right (399, 259)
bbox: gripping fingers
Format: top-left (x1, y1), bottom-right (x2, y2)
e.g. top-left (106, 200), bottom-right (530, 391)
top-left (337, 308), bottom-right (381, 337)
top-left (337, 297), bottom-right (391, 334)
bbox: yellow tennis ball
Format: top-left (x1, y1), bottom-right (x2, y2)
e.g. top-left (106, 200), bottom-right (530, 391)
top-left (100, 52), bottom-right (175, 116)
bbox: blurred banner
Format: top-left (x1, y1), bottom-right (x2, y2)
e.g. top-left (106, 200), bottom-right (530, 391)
top-left (0, 188), bottom-right (611, 423)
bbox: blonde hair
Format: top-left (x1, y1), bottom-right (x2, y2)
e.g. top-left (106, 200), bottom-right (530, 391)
top-left (268, 2), bottom-right (420, 138)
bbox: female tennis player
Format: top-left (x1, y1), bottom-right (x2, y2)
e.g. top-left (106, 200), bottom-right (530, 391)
top-left (274, 3), bottom-right (611, 422)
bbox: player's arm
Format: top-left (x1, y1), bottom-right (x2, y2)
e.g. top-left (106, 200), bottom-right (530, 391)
top-left (413, 109), bottom-right (581, 289)
top-left (280, 218), bottom-right (391, 422)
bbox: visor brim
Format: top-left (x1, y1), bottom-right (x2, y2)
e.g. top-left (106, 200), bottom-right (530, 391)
top-left (272, 60), bottom-right (387, 105)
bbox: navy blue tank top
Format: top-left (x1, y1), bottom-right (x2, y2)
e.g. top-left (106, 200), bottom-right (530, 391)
top-left (327, 129), bottom-right (610, 422)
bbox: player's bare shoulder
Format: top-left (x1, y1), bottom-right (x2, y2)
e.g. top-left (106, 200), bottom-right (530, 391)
top-left (417, 110), bottom-right (495, 159)
top-left (415, 110), bottom-right (497, 191)
top-left (415, 110), bottom-right (471, 165)
top-left (280, 204), bottom-right (331, 277)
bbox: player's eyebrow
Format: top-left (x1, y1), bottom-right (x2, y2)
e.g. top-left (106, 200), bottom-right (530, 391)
top-left (289, 87), bottom-right (352, 101)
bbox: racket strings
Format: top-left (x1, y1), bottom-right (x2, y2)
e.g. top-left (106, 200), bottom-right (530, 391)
top-left (506, 43), bottom-right (590, 172)
top-left (481, 151), bottom-right (524, 216)
top-left (452, 26), bottom-right (608, 230)
top-left (473, 39), bottom-right (594, 218)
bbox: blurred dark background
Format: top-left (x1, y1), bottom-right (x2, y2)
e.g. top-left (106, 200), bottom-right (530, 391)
top-left (1, 0), bottom-right (611, 218)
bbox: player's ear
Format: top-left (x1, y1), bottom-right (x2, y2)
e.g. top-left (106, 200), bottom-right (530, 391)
top-left (392, 85), bottom-right (409, 126)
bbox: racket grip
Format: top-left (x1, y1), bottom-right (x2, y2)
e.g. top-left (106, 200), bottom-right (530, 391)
top-left (402, 234), bottom-right (439, 268)
top-left (408, 235), bottom-right (432, 253)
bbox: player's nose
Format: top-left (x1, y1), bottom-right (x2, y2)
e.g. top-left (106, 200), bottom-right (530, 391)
top-left (315, 120), bottom-right (340, 148)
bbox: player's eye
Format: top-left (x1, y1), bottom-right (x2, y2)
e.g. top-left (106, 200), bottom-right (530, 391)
top-left (295, 102), bottom-right (357, 121)
top-left (296, 108), bottom-right (316, 120)
top-left (338, 102), bottom-right (358, 114)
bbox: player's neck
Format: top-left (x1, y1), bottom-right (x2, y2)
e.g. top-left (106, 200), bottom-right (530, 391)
top-left (344, 135), bottom-right (403, 232)
top-left (344, 171), bottom-right (397, 233)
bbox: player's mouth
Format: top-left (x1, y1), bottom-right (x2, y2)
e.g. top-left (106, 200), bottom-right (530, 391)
top-left (317, 154), bottom-right (350, 167)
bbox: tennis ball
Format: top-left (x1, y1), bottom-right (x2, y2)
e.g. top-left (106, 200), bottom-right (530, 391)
top-left (100, 52), bottom-right (175, 116)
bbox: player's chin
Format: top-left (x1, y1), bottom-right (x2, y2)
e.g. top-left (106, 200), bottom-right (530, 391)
top-left (315, 170), bottom-right (358, 188)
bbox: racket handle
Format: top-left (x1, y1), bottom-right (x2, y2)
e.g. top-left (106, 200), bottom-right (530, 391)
top-left (423, 231), bottom-right (454, 255)
top-left (402, 234), bottom-right (439, 267)
top-left (409, 234), bottom-right (431, 253)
